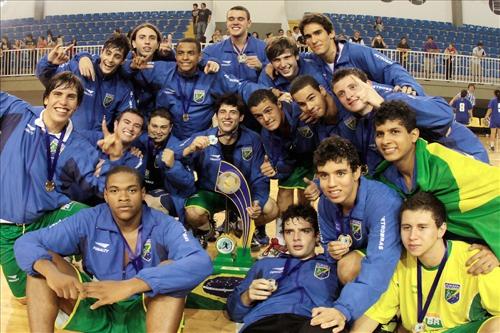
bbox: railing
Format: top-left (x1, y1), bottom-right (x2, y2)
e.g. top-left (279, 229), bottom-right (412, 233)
top-left (1, 45), bottom-right (499, 85)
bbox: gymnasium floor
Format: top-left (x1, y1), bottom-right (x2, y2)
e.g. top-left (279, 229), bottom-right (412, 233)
top-left (1, 135), bottom-right (499, 333)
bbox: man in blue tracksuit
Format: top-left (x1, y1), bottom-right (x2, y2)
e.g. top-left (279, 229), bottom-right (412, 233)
top-left (299, 12), bottom-right (424, 96)
top-left (35, 34), bottom-right (136, 135)
top-left (14, 166), bottom-right (212, 333)
top-left (227, 204), bottom-right (338, 333)
top-left (132, 108), bottom-right (196, 221)
top-left (258, 36), bottom-right (330, 93)
top-left (331, 67), bottom-right (489, 171)
top-left (311, 137), bottom-right (401, 332)
top-left (180, 94), bottom-right (279, 248)
top-left (0, 73), bottom-right (133, 300)
top-left (126, 38), bottom-right (262, 140)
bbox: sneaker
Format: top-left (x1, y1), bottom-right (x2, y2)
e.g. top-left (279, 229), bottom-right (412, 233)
top-left (254, 225), bottom-right (269, 246)
top-left (250, 236), bottom-right (261, 252)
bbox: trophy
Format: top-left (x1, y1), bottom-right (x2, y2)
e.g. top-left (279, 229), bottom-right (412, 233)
top-left (187, 160), bottom-right (256, 310)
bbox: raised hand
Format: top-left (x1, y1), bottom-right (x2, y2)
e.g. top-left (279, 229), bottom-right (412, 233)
top-left (47, 44), bottom-right (74, 65)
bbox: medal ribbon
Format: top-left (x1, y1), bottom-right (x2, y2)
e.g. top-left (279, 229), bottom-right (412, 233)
top-left (231, 38), bottom-right (249, 57)
top-left (275, 256), bottom-right (312, 284)
top-left (176, 75), bottom-right (198, 121)
top-left (416, 242), bottom-right (448, 326)
top-left (44, 125), bottom-right (67, 186)
top-left (334, 209), bottom-right (351, 237)
top-left (118, 225), bottom-right (144, 273)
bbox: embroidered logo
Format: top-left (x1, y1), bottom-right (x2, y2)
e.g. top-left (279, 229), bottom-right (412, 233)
top-left (241, 147), bottom-right (253, 160)
top-left (444, 283), bottom-right (460, 304)
top-left (193, 89), bottom-right (206, 103)
top-left (343, 116), bottom-right (357, 130)
top-left (142, 239), bottom-right (152, 262)
top-left (350, 219), bottom-right (362, 241)
top-left (103, 93), bottom-right (114, 108)
top-left (297, 125), bottom-right (314, 138)
top-left (313, 263), bottom-right (330, 280)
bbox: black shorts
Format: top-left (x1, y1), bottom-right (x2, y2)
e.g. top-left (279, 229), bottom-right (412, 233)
top-left (243, 313), bottom-right (342, 333)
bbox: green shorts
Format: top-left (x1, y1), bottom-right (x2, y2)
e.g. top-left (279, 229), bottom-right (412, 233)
top-left (56, 267), bottom-right (146, 333)
top-left (278, 160), bottom-right (314, 190)
top-left (443, 316), bottom-right (494, 333)
top-left (185, 190), bottom-right (235, 218)
top-left (0, 201), bottom-right (87, 299)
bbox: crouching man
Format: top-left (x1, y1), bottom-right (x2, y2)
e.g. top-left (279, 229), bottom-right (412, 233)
top-left (227, 204), bottom-right (339, 333)
top-left (14, 166), bottom-right (212, 333)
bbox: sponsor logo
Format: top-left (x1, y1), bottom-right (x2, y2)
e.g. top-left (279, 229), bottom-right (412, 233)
top-left (425, 313), bottom-right (443, 328)
top-left (84, 88), bottom-right (94, 96)
top-left (350, 219), bottom-right (363, 241)
top-left (24, 124), bottom-right (35, 135)
top-left (270, 267), bottom-right (284, 275)
top-left (241, 147), bottom-right (253, 160)
top-left (93, 241), bottom-right (110, 253)
top-left (162, 88), bottom-right (176, 95)
top-left (378, 216), bottom-right (386, 250)
top-left (7, 274), bottom-right (19, 283)
top-left (314, 263), bottom-right (330, 280)
top-left (210, 154), bottom-right (221, 161)
top-left (444, 282), bottom-right (460, 304)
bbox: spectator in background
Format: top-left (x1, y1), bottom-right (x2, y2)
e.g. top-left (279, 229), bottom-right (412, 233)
top-left (113, 28), bottom-right (122, 36)
top-left (209, 29), bottom-right (222, 43)
top-left (371, 33), bottom-right (387, 49)
top-left (36, 36), bottom-right (48, 49)
top-left (471, 41), bottom-right (486, 82)
top-left (449, 83), bottom-right (476, 109)
top-left (252, 31), bottom-right (260, 39)
top-left (292, 26), bottom-right (302, 42)
top-left (396, 36), bottom-right (410, 69)
top-left (286, 30), bottom-right (293, 38)
top-left (1, 35), bottom-right (12, 50)
top-left (373, 16), bottom-right (384, 33)
top-left (46, 30), bottom-right (55, 47)
top-left (443, 42), bottom-right (457, 80)
top-left (56, 35), bottom-right (64, 46)
top-left (24, 34), bottom-right (35, 49)
top-left (191, 3), bottom-right (199, 37)
top-left (265, 32), bottom-right (274, 43)
top-left (196, 2), bottom-right (211, 42)
top-left (423, 35), bottom-right (439, 79)
top-left (349, 30), bottom-right (365, 46)
top-left (485, 89), bottom-right (500, 152)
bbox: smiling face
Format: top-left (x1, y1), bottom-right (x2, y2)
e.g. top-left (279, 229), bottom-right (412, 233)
top-left (43, 85), bottom-right (79, 132)
top-left (147, 115), bottom-right (172, 145)
top-left (292, 84), bottom-right (327, 121)
top-left (217, 103), bottom-right (243, 134)
top-left (114, 112), bottom-right (144, 145)
top-left (283, 217), bottom-right (317, 259)
top-left (250, 98), bottom-right (283, 131)
top-left (104, 171), bottom-right (145, 227)
top-left (132, 26), bottom-right (159, 61)
top-left (99, 47), bottom-right (125, 75)
top-left (226, 9), bottom-right (251, 38)
top-left (271, 50), bottom-right (300, 80)
top-left (401, 209), bottom-right (446, 258)
top-left (175, 42), bottom-right (201, 75)
top-left (302, 22), bottom-right (335, 58)
top-left (333, 75), bottom-right (371, 114)
top-left (374, 120), bottom-right (418, 163)
top-left (317, 159), bottom-right (360, 209)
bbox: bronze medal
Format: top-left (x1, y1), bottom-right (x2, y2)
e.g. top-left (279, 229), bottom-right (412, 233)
top-left (45, 180), bottom-right (55, 192)
top-left (182, 113), bottom-right (189, 122)
top-left (337, 234), bottom-right (352, 247)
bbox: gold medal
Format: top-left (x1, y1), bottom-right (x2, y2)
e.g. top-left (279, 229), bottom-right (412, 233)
top-left (237, 54), bottom-right (247, 63)
top-left (338, 234), bottom-right (352, 247)
top-left (182, 113), bottom-right (189, 122)
top-left (413, 323), bottom-right (424, 333)
top-left (45, 180), bottom-right (55, 192)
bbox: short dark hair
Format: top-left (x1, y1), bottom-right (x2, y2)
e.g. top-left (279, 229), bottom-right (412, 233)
top-left (193, 3), bottom-right (198, 7)
top-left (400, 191), bottom-right (446, 228)
top-left (374, 101), bottom-right (417, 132)
top-left (332, 67), bottom-right (369, 88)
top-left (115, 108), bottom-right (145, 124)
top-left (468, 83), bottom-right (475, 89)
top-left (495, 89), bottom-right (500, 99)
top-left (313, 136), bottom-right (362, 172)
top-left (460, 89), bottom-right (468, 98)
top-left (247, 89), bottom-right (278, 110)
top-left (102, 34), bottom-right (130, 58)
top-left (228, 6), bottom-right (250, 20)
top-left (281, 204), bottom-right (319, 234)
top-left (265, 36), bottom-right (299, 61)
top-left (299, 13), bottom-right (334, 36)
top-left (176, 37), bottom-right (201, 53)
top-left (290, 75), bottom-right (321, 97)
top-left (130, 23), bottom-right (162, 45)
top-left (214, 93), bottom-right (246, 115)
top-left (149, 107), bottom-right (173, 124)
top-left (43, 72), bottom-right (84, 107)
top-left (105, 166), bottom-right (144, 189)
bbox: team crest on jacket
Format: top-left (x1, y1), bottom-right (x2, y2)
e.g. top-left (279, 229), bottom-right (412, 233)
top-left (314, 263), bottom-right (330, 280)
top-left (444, 283), bottom-right (460, 304)
top-left (350, 219), bottom-right (362, 240)
top-left (297, 125), bottom-right (314, 138)
top-left (241, 146), bottom-right (253, 160)
top-left (344, 116), bottom-right (357, 130)
top-left (103, 93), bottom-right (114, 108)
top-left (142, 239), bottom-right (152, 262)
top-left (193, 89), bottom-right (206, 103)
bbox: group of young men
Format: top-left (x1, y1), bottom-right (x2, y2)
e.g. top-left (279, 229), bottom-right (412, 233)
top-left (1, 6), bottom-right (499, 333)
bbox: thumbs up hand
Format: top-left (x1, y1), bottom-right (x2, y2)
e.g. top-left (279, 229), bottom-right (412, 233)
top-left (260, 155), bottom-right (276, 178)
top-left (303, 177), bottom-right (320, 202)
